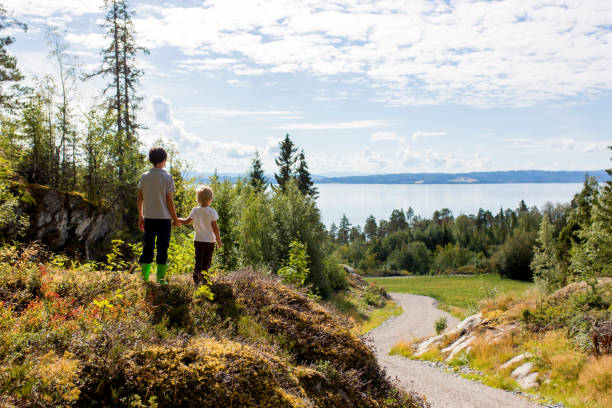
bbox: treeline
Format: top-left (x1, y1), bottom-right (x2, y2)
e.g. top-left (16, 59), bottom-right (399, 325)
top-left (202, 134), bottom-right (345, 298)
top-left (0, 3), bottom-right (344, 298)
top-left (330, 160), bottom-right (612, 288)
top-left (0, 0), bottom-right (148, 229)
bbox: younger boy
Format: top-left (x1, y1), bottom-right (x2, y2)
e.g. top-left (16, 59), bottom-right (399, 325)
top-left (178, 186), bottom-right (222, 285)
top-left (137, 147), bottom-right (180, 284)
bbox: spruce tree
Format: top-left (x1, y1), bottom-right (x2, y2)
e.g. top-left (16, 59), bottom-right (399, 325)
top-left (87, 0), bottom-right (146, 217)
top-left (0, 4), bottom-right (26, 111)
top-left (274, 134), bottom-right (297, 190)
top-left (248, 151), bottom-right (267, 192)
top-left (296, 149), bottom-right (317, 197)
top-left (364, 215), bottom-right (378, 241)
top-left (570, 146), bottom-right (612, 278)
top-left (337, 214), bottom-right (351, 245)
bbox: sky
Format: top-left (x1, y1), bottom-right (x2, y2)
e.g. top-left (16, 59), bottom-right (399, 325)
top-left (4, 0), bottom-right (612, 176)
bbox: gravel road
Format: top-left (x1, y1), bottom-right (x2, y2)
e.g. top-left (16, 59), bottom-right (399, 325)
top-left (368, 293), bottom-right (542, 408)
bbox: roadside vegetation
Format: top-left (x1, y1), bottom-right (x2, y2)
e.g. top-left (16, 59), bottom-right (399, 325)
top-left (390, 278), bottom-right (611, 408)
top-left (327, 272), bottom-right (403, 335)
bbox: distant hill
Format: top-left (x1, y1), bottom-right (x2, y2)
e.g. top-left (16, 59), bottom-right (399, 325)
top-left (314, 170), bottom-right (610, 184)
top-left (186, 170), bottom-right (610, 185)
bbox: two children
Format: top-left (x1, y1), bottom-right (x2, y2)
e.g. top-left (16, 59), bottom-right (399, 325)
top-left (138, 146), bottom-right (221, 285)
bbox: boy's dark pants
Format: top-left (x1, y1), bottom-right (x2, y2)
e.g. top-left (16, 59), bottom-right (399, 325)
top-left (139, 219), bottom-right (172, 265)
top-left (193, 241), bottom-right (215, 284)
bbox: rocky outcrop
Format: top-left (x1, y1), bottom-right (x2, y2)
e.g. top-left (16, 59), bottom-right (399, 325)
top-left (7, 184), bottom-right (118, 259)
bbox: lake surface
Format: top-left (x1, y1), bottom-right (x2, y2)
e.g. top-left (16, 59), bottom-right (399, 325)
top-left (315, 183), bottom-right (583, 227)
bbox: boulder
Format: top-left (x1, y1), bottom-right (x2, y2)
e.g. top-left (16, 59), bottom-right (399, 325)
top-left (456, 313), bottom-right (482, 333)
top-left (510, 362), bottom-right (539, 389)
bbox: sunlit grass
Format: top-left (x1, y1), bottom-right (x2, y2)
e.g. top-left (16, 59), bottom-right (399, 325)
top-left (358, 301), bottom-right (403, 334)
top-left (366, 275), bottom-right (534, 319)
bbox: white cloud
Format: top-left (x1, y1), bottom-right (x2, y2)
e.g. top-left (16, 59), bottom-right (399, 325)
top-left (370, 131), bottom-right (400, 142)
top-left (275, 120), bottom-right (389, 130)
top-left (65, 33), bottom-right (106, 50)
top-left (141, 97), bottom-right (260, 172)
top-left (412, 131), bottom-right (447, 141)
top-left (501, 137), bottom-right (610, 153)
top-left (4, 0), bottom-right (99, 17)
top-left (20, 1), bottom-right (612, 107)
top-left (122, 0), bottom-right (612, 107)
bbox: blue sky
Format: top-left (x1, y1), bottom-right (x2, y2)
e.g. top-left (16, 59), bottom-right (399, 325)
top-left (5, 0), bottom-right (612, 176)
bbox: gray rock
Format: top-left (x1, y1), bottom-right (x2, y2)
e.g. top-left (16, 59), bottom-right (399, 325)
top-left (500, 352), bottom-right (533, 370)
top-left (456, 313), bottom-right (482, 332)
top-left (510, 362), bottom-right (539, 389)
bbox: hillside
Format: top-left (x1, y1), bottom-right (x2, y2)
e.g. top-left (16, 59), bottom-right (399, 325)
top-left (391, 279), bottom-right (612, 408)
top-left (0, 245), bottom-right (428, 408)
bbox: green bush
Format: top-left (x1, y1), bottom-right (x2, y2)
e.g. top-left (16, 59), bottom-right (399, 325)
top-left (278, 240), bottom-right (309, 287)
top-left (491, 231), bottom-right (536, 281)
top-left (434, 316), bottom-right (448, 334)
top-left (323, 255), bottom-right (348, 291)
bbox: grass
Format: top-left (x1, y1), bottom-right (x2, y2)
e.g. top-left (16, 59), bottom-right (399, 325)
top-left (327, 278), bottom-right (404, 335)
top-left (359, 300), bottom-right (403, 334)
top-left (366, 274), bottom-right (534, 318)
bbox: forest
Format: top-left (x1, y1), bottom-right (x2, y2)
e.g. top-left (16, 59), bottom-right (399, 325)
top-left (0, 2), bottom-right (349, 298)
top-left (329, 169), bottom-right (611, 292)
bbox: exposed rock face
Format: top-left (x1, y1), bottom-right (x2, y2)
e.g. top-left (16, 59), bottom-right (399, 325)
top-left (10, 184), bottom-right (118, 258)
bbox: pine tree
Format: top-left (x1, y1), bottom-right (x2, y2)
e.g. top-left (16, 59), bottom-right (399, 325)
top-left (337, 214), bottom-right (351, 245)
top-left (88, 0), bottom-right (146, 175)
top-left (296, 149), bottom-right (317, 197)
top-left (328, 222), bottom-right (337, 242)
top-left (274, 134), bottom-right (297, 190)
top-left (570, 147), bottom-right (612, 278)
top-left (364, 215), bottom-right (378, 241)
top-left (248, 151), bottom-right (267, 192)
top-left (0, 5), bottom-right (26, 112)
top-left (87, 0), bottom-right (146, 216)
top-left (531, 215), bottom-right (565, 292)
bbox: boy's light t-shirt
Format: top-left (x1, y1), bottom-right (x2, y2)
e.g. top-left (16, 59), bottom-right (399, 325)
top-left (138, 168), bottom-right (175, 219)
top-left (189, 206), bottom-right (219, 243)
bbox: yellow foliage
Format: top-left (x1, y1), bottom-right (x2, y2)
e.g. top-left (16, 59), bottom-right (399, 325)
top-left (34, 351), bottom-right (81, 404)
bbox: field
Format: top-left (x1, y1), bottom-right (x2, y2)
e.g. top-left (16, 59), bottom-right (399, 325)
top-left (366, 274), bottom-right (534, 318)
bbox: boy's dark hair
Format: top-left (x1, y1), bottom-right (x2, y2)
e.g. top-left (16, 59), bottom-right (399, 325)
top-left (149, 147), bottom-right (167, 165)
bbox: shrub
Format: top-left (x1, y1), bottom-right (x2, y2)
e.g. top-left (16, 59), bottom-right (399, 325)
top-left (434, 316), bottom-right (448, 334)
top-left (323, 255), bottom-right (348, 291)
top-left (278, 240), bottom-right (309, 287)
top-left (491, 231), bottom-right (536, 281)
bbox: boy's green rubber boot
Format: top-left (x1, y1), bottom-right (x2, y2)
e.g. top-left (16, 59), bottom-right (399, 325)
top-left (140, 263), bottom-right (151, 282)
top-left (156, 264), bottom-right (168, 285)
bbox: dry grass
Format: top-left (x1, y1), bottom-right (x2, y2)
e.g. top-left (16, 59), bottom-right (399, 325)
top-left (390, 339), bottom-right (415, 358)
top-left (578, 355), bottom-right (612, 408)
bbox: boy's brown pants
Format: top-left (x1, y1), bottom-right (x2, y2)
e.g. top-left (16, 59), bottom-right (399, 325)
top-left (193, 241), bottom-right (215, 284)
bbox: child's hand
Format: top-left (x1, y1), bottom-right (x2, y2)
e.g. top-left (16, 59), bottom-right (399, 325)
top-left (173, 219), bottom-right (182, 227)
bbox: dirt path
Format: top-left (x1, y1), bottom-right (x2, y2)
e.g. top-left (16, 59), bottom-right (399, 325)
top-left (369, 293), bottom-right (541, 408)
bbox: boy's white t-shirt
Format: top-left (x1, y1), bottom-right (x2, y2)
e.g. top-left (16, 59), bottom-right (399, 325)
top-left (189, 206), bottom-right (219, 242)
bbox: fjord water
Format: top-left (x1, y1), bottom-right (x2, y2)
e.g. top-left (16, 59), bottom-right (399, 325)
top-left (316, 183), bottom-right (583, 227)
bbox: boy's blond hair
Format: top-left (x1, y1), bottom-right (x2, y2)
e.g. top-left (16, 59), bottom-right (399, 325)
top-left (196, 186), bottom-right (214, 206)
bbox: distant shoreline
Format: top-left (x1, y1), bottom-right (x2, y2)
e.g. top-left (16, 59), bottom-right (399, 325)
top-left (313, 170), bottom-right (609, 185)
top-left (190, 170), bottom-right (609, 185)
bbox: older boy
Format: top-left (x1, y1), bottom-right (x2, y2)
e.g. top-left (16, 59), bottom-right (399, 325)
top-left (137, 147), bottom-right (180, 284)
